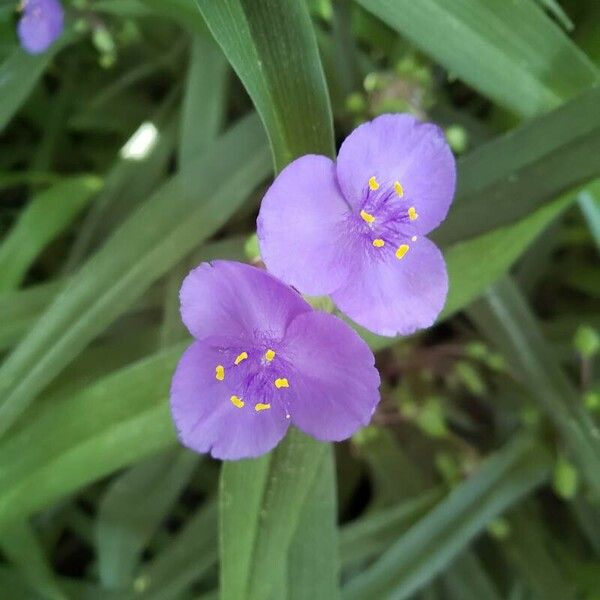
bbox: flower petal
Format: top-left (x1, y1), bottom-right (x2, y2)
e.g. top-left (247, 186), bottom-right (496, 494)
top-left (180, 261), bottom-right (311, 341)
top-left (170, 341), bottom-right (290, 460)
top-left (257, 154), bottom-right (353, 296)
top-left (283, 311), bottom-right (380, 441)
top-left (18, 0), bottom-right (64, 55)
top-left (336, 114), bottom-right (456, 234)
top-left (331, 236), bottom-right (448, 336)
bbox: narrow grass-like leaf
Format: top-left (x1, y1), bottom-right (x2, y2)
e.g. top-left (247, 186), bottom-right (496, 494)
top-left (355, 0), bottom-right (598, 117)
top-left (179, 34), bottom-right (228, 164)
top-left (197, 0), bottom-right (334, 169)
top-left (135, 501), bottom-right (218, 600)
top-left (0, 114), bottom-right (270, 439)
top-left (220, 431), bottom-right (328, 600)
top-left (0, 519), bottom-right (66, 600)
top-left (442, 552), bottom-right (503, 600)
top-left (0, 280), bottom-right (63, 352)
top-left (468, 278), bottom-right (600, 494)
top-left (0, 176), bottom-right (102, 291)
top-left (340, 490), bottom-right (441, 566)
top-left (198, 3), bottom-right (338, 599)
top-left (96, 449), bottom-right (199, 589)
top-left (435, 86), bottom-right (600, 245)
top-left (287, 447), bottom-right (340, 600)
top-left (0, 43), bottom-right (65, 133)
top-left (343, 435), bottom-right (551, 600)
top-left (0, 346), bottom-right (182, 527)
top-left (501, 507), bottom-right (577, 600)
top-left (441, 195), bottom-right (573, 320)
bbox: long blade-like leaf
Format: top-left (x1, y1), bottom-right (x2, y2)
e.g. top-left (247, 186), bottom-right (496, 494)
top-left (343, 435), bottom-right (551, 600)
top-left (355, 0), bottom-right (598, 117)
top-left (0, 114), bottom-right (270, 439)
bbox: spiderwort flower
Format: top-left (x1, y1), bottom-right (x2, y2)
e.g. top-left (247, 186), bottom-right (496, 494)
top-left (17, 0), bottom-right (64, 55)
top-left (257, 114), bottom-right (456, 337)
top-left (170, 261), bottom-right (380, 460)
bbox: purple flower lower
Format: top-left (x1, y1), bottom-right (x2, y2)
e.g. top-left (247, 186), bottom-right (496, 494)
top-left (18, 0), bottom-right (64, 55)
top-left (257, 113), bottom-right (456, 337)
top-left (170, 261), bottom-right (380, 460)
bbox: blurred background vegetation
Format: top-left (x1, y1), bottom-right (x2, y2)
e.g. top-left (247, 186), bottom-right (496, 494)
top-left (0, 0), bottom-right (599, 598)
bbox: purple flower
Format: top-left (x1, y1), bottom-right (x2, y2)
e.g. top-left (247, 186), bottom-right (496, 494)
top-left (170, 261), bottom-right (380, 460)
top-left (257, 114), bottom-right (456, 337)
top-left (17, 0), bottom-right (64, 55)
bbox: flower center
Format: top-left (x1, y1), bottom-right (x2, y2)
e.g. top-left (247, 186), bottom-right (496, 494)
top-left (357, 175), bottom-right (420, 259)
top-left (211, 342), bottom-right (292, 416)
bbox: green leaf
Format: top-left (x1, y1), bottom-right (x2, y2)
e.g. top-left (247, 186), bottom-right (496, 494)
top-left (501, 507), bottom-right (577, 600)
top-left (0, 346), bottom-right (182, 528)
top-left (343, 435), bottom-right (551, 600)
top-left (197, 0), bottom-right (334, 169)
top-left (220, 430), bottom-right (328, 600)
top-left (0, 176), bottom-right (102, 292)
top-left (135, 501), bottom-right (218, 600)
top-left (435, 86), bottom-right (600, 246)
top-left (0, 519), bottom-right (66, 600)
top-left (197, 3), bottom-right (338, 600)
top-left (287, 447), bottom-right (340, 600)
top-left (179, 34), bottom-right (228, 164)
top-left (96, 448), bottom-right (199, 589)
top-left (65, 106), bottom-right (178, 271)
top-left (0, 280), bottom-right (63, 352)
top-left (0, 114), bottom-right (270, 439)
top-left (0, 43), bottom-right (65, 133)
top-left (468, 277), bottom-right (600, 494)
top-left (442, 552), bottom-right (503, 600)
top-left (340, 489), bottom-right (441, 566)
top-left (441, 194), bottom-right (573, 320)
top-left (355, 0), bottom-right (598, 117)
top-left (352, 427), bottom-right (428, 509)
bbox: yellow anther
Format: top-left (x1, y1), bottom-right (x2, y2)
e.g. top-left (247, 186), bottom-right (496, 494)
top-left (275, 378), bottom-right (289, 389)
top-left (372, 239), bottom-right (385, 248)
top-left (395, 244), bottom-right (410, 260)
top-left (255, 403), bottom-right (271, 412)
top-left (230, 395), bottom-right (244, 409)
top-left (368, 176), bottom-right (379, 191)
top-left (234, 351), bottom-right (248, 365)
top-left (265, 349), bottom-right (276, 362)
top-left (215, 365), bottom-right (225, 381)
top-left (394, 181), bottom-right (404, 197)
top-left (408, 206), bottom-right (418, 221)
top-left (411, 235), bottom-right (418, 242)
top-left (360, 210), bottom-right (375, 224)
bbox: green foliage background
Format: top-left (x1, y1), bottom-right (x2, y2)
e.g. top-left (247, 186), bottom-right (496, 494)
top-left (0, 0), bottom-right (599, 598)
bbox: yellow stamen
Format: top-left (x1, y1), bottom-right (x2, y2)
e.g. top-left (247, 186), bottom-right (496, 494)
top-left (395, 244), bottom-right (410, 260)
top-left (265, 349), bottom-right (276, 362)
top-left (215, 365), bottom-right (225, 381)
top-left (408, 206), bottom-right (418, 221)
top-left (368, 176), bottom-right (379, 191)
top-left (275, 378), bottom-right (289, 388)
top-left (372, 239), bottom-right (385, 248)
top-left (230, 395), bottom-right (244, 409)
top-left (234, 351), bottom-right (248, 365)
top-left (411, 235), bottom-right (418, 242)
top-left (360, 210), bottom-right (375, 224)
top-left (255, 403), bottom-right (271, 412)
top-left (394, 181), bottom-right (404, 197)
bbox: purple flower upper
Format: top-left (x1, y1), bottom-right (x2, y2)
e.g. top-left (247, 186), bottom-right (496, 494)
top-left (170, 261), bottom-right (380, 460)
top-left (257, 114), bottom-right (456, 337)
top-left (17, 0), bottom-right (64, 55)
